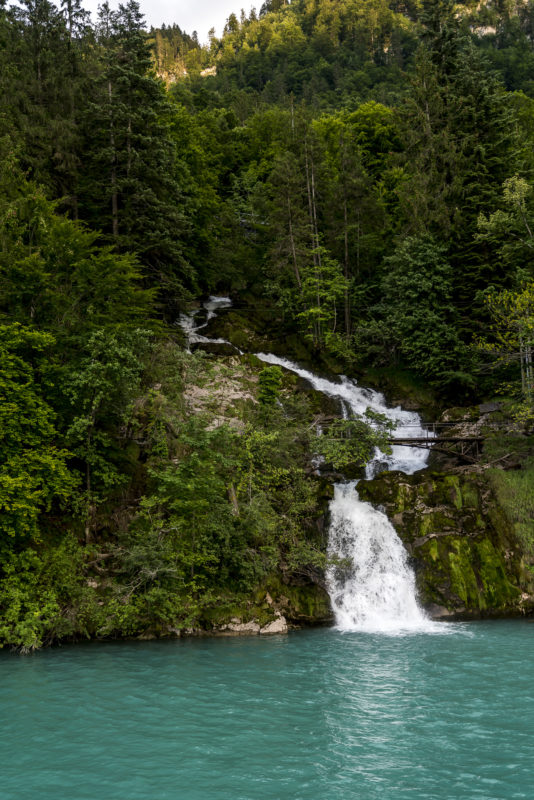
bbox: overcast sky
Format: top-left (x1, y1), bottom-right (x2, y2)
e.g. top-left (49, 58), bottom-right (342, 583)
top-left (81, 1), bottom-right (257, 42)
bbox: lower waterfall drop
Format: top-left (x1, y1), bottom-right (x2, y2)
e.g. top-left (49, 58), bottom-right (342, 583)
top-left (327, 482), bottom-right (430, 632)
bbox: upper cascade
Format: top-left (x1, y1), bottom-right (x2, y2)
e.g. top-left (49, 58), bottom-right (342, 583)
top-left (255, 353), bottom-right (431, 476)
top-left (179, 296), bottom-right (242, 352)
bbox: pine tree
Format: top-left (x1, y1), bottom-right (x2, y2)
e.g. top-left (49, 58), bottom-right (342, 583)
top-left (10, 0), bottom-right (83, 213)
top-left (400, 0), bottom-right (519, 325)
top-left (79, 1), bottom-right (193, 294)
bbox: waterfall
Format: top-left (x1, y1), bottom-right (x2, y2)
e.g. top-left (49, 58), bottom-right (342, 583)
top-left (178, 304), bottom-right (437, 632)
top-left (178, 296), bottom-right (242, 353)
top-left (255, 353), bottom-right (436, 633)
top-left (327, 483), bottom-right (430, 632)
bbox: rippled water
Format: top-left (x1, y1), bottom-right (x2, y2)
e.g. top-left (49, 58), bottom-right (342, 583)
top-left (2, 624), bottom-right (533, 799)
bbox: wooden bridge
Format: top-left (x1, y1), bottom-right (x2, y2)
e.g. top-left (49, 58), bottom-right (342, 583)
top-left (388, 423), bottom-right (486, 463)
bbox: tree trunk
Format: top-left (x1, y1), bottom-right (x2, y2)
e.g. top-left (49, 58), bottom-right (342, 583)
top-left (343, 193), bottom-right (350, 337)
top-left (287, 194), bottom-right (302, 290)
top-left (227, 484), bottom-right (239, 516)
top-left (108, 80), bottom-right (119, 238)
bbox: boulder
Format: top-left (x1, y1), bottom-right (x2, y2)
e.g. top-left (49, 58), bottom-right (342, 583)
top-left (260, 616), bottom-right (288, 635)
top-left (224, 620), bottom-right (261, 634)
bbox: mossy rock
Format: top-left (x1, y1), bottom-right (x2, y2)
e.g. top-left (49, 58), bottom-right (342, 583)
top-left (261, 577), bottom-right (333, 625)
top-left (440, 406), bottom-right (480, 422)
top-left (359, 467), bottom-right (528, 617)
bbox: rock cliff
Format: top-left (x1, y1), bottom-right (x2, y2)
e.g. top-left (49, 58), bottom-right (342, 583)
top-left (359, 467), bottom-right (534, 618)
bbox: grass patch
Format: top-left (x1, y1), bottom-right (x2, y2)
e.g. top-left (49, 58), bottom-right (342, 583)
top-left (483, 431), bottom-right (534, 462)
top-left (487, 443), bottom-right (534, 557)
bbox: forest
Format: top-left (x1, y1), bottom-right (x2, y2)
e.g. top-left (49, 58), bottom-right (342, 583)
top-left (1, 0), bottom-right (534, 649)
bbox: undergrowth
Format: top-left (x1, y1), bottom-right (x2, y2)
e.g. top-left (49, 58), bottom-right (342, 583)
top-left (485, 434), bottom-right (534, 557)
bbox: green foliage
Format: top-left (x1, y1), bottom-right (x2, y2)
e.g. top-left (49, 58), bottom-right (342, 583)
top-left (3, 0), bottom-right (534, 648)
top-left (79, 1), bottom-right (193, 291)
top-left (400, 0), bottom-right (519, 324)
top-left (477, 175), bottom-right (534, 280)
top-left (0, 140), bottom-right (155, 335)
top-left (296, 248), bottom-right (348, 351)
top-left (0, 547), bottom-right (65, 652)
top-left (0, 324), bottom-right (77, 542)
top-left (174, 0), bottom-right (418, 106)
top-left (258, 365), bottom-right (284, 405)
top-left (64, 327), bottom-right (150, 537)
top-left (354, 234), bottom-right (473, 391)
top-left (315, 413), bottom-right (394, 471)
top-left (477, 282), bottom-right (534, 422)
top-left (380, 235), bottom-right (462, 377)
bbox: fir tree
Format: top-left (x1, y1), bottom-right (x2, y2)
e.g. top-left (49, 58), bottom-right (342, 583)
top-left (400, 0), bottom-right (519, 328)
top-left (79, 1), bottom-right (193, 294)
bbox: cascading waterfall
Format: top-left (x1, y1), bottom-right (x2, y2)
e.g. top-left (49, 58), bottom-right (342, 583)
top-left (179, 302), bottom-right (438, 633)
top-left (256, 353), bottom-right (436, 633)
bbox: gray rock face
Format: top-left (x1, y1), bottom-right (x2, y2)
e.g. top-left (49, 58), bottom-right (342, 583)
top-left (225, 620), bottom-right (261, 634)
top-left (260, 616), bottom-right (288, 635)
top-left (191, 341), bottom-right (240, 357)
top-left (479, 401), bottom-right (501, 414)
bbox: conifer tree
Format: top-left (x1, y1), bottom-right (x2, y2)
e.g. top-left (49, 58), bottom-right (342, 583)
top-left (80, 1), bottom-right (193, 294)
top-left (400, 0), bottom-right (519, 325)
top-left (9, 0), bottom-right (80, 205)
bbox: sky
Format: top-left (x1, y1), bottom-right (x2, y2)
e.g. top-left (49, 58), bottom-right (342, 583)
top-left (81, 1), bottom-right (257, 43)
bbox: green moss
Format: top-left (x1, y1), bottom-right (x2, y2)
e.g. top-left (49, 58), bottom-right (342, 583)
top-left (476, 539), bottom-right (519, 607)
top-left (357, 421), bottom-right (534, 617)
top-left (442, 475), bottom-right (462, 509)
top-left (460, 482), bottom-right (480, 510)
top-left (419, 510), bottom-right (457, 538)
top-left (394, 481), bottom-right (413, 512)
top-left (262, 577), bottom-right (332, 623)
top-left (428, 538), bottom-right (439, 562)
top-left (448, 539), bottom-right (483, 608)
top-left (200, 600), bottom-right (250, 625)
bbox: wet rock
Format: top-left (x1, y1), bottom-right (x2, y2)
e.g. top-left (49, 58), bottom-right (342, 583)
top-left (425, 603), bottom-right (457, 620)
top-left (191, 340), bottom-right (240, 357)
top-left (479, 401), bottom-right (502, 414)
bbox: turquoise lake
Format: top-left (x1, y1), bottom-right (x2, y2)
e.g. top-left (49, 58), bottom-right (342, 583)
top-left (1, 623), bottom-right (533, 800)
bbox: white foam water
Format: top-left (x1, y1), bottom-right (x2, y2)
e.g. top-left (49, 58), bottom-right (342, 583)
top-left (255, 352), bottom-right (440, 634)
top-left (256, 352), bottom-right (430, 476)
top-left (327, 482), bottom-right (433, 633)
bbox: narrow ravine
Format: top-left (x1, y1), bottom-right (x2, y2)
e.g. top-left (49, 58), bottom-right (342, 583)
top-left (181, 299), bottom-right (438, 634)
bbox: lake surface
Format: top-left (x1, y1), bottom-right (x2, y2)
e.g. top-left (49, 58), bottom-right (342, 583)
top-left (1, 623), bottom-right (533, 800)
